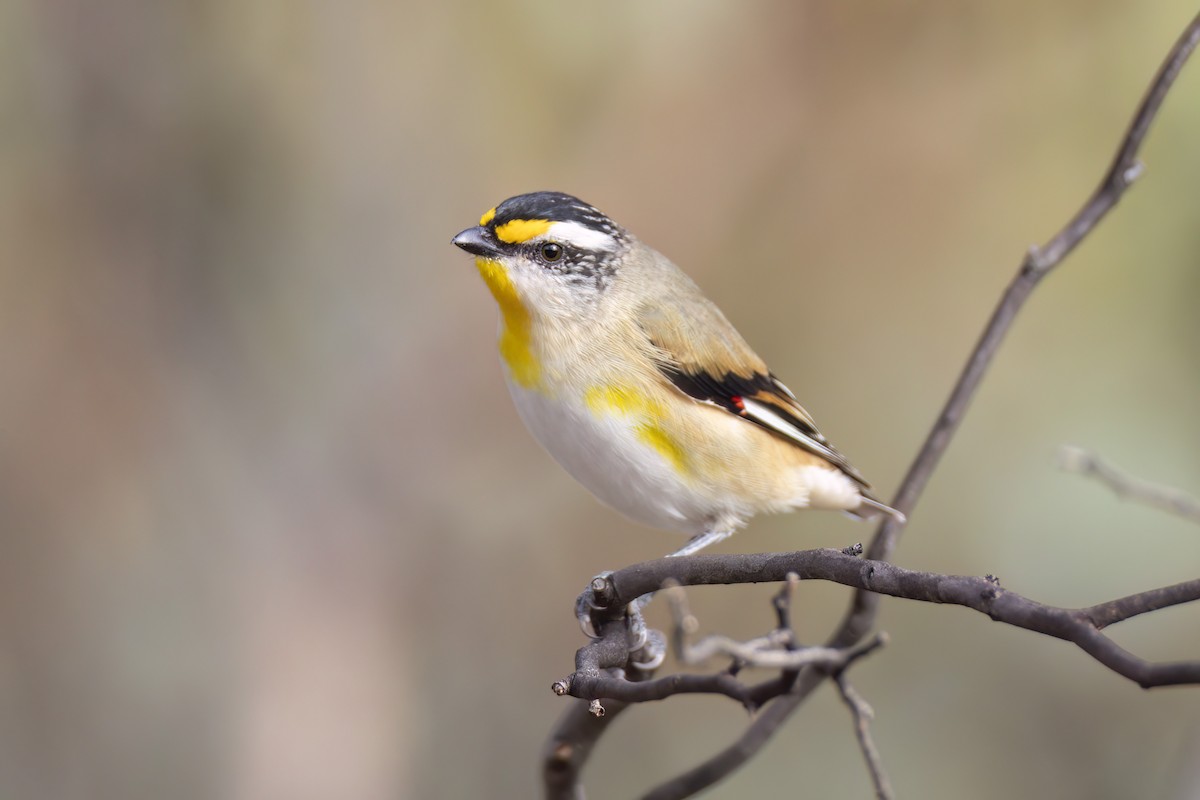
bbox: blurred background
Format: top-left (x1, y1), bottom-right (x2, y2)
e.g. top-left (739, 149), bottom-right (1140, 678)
top-left (3, 1), bottom-right (1200, 798)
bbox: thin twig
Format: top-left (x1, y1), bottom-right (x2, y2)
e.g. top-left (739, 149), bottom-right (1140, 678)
top-left (1083, 578), bottom-right (1200, 629)
top-left (1059, 445), bottom-right (1200, 524)
top-left (555, 635), bottom-right (891, 709)
top-left (835, 675), bottom-right (895, 800)
top-left (662, 580), bottom-right (887, 669)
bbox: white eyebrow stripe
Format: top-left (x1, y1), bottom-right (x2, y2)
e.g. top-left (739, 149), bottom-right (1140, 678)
top-left (545, 220), bottom-right (617, 251)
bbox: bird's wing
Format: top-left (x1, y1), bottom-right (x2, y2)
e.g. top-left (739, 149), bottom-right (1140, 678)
top-left (636, 299), bottom-right (870, 488)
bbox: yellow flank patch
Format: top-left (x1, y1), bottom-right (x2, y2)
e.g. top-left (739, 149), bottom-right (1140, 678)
top-left (584, 385), bottom-right (645, 416)
top-left (494, 218), bottom-right (553, 244)
top-left (584, 385), bottom-right (690, 475)
top-left (475, 258), bottom-right (541, 389)
top-left (634, 424), bottom-right (689, 475)
top-left (479, 207), bottom-right (496, 226)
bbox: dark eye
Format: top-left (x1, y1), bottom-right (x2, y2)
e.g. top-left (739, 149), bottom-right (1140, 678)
top-left (539, 242), bottom-right (563, 262)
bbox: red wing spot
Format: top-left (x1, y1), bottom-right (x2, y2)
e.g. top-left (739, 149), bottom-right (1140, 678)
top-left (731, 396), bottom-right (746, 412)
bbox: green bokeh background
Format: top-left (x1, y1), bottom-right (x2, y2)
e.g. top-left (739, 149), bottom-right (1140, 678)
top-left (3, 2), bottom-right (1199, 798)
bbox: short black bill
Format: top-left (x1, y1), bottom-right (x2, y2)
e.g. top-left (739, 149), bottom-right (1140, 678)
top-left (452, 226), bottom-right (502, 257)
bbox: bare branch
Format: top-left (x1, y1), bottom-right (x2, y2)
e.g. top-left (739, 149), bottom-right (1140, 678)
top-left (594, 549), bottom-right (1200, 688)
top-left (638, 565), bottom-right (1200, 800)
top-left (1082, 578), bottom-right (1200, 629)
top-left (1060, 445), bottom-right (1200, 524)
top-left (542, 698), bottom-right (631, 800)
top-left (554, 579), bottom-right (887, 709)
top-left (836, 675), bottom-right (894, 800)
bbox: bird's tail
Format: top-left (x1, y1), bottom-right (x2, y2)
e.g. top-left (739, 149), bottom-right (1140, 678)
top-left (853, 493), bottom-right (906, 524)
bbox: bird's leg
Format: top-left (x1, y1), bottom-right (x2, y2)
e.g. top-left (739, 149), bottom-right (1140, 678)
top-left (576, 528), bottom-right (734, 668)
top-left (665, 528), bottom-right (734, 558)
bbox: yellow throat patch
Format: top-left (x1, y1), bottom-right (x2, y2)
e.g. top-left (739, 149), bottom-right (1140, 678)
top-left (584, 385), bottom-right (689, 476)
top-left (475, 257), bottom-right (541, 389)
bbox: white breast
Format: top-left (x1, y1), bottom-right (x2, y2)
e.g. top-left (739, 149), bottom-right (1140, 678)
top-left (505, 381), bottom-right (713, 535)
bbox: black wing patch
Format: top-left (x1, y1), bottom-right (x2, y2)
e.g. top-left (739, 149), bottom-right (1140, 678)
top-left (657, 362), bottom-right (869, 487)
top-left (667, 367), bottom-right (796, 429)
top-left (658, 365), bottom-right (822, 441)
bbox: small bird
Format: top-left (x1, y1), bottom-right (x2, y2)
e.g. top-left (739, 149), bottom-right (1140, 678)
top-left (453, 191), bottom-right (901, 560)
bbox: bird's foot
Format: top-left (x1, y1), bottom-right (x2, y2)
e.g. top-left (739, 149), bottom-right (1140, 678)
top-left (575, 573), bottom-right (666, 670)
top-left (575, 571), bottom-right (615, 638)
